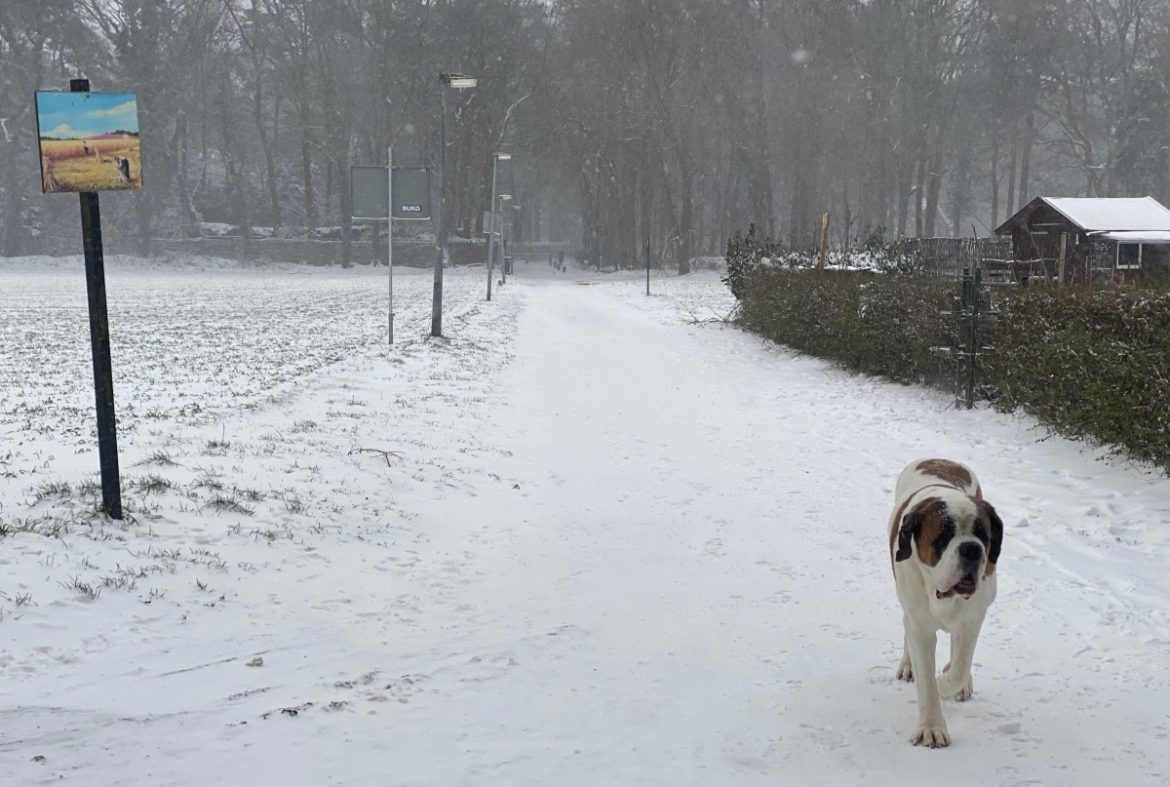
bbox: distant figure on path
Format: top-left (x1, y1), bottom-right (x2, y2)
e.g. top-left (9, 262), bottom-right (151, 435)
top-left (117, 156), bottom-right (130, 183)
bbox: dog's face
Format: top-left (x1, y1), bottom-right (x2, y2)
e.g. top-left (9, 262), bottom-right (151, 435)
top-left (895, 493), bottom-right (1002, 600)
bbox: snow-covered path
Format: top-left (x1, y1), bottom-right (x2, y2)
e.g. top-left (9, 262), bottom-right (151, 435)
top-left (465, 270), bottom-right (1170, 786)
top-left (3, 260), bottom-right (1170, 785)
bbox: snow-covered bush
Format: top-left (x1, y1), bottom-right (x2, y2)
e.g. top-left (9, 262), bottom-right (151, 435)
top-left (724, 223), bottom-right (782, 301)
top-left (724, 225), bottom-right (924, 302)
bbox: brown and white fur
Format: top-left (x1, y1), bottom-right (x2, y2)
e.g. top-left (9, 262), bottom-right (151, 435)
top-left (889, 458), bottom-right (1003, 748)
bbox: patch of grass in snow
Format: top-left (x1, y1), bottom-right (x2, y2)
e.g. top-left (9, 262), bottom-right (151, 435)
top-left (0, 513), bottom-right (69, 539)
top-left (59, 575), bottom-right (101, 601)
top-left (143, 449), bottom-right (181, 467)
top-left (29, 480), bottom-right (72, 504)
top-left (0, 590), bottom-right (35, 607)
top-left (192, 471), bottom-right (225, 492)
top-left (204, 439), bottom-right (231, 455)
top-left (101, 570), bottom-right (140, 592)
top-left (252, 525), bottom-right (292, 543)
top-left (235, 487), bottom-right (266, 503)
top-left (132, 474), bottom-right (174, 495)
top-left (279, 493), bottom-right (305, 515)
top-left (205, 493), bottom-right (255, 516)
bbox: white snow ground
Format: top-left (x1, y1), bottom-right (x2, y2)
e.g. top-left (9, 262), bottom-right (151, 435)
top-left (2, 256), bottom-right (1169, 786)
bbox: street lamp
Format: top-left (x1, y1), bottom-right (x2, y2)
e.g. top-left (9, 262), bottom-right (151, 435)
top-left (432, 72), bottom-right (477, 337)
top-left (486, 152), bottom-right (511, 301)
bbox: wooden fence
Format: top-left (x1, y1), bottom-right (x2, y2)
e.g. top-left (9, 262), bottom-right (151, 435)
top-left (901, 237), bottom-right (1013, 277)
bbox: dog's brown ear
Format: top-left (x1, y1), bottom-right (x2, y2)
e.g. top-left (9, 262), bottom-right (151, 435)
top-left (983, 502), bottom-right (1003, 565)
top-left (895, 511), bottom-right (918, 562)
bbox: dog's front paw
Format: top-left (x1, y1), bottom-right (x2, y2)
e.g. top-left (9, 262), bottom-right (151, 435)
top-left (911, 720), bottom-right (951, 748)
top-left (896, 655), bottom-right (914, 682)
top-left (938, 673), bottom-right (973, 701)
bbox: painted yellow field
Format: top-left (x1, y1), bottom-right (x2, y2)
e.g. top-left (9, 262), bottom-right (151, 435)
top-left (39, 136), bottom-right (142, 193)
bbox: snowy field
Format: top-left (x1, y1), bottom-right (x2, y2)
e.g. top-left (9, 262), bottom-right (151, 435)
top-left (2, 256), bottom-right (1169, 786)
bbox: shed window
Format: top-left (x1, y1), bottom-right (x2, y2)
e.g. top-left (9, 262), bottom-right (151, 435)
top-left (1144, 244), bottom-right (1170, 271)
top-left (1117, 243), bottom-right (1142, 270)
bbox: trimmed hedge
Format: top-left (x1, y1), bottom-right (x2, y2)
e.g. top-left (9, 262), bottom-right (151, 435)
top-left (739, 266), bottom-right (1170, 470)
top-left (741, 268), bottom-right (956, 386)
top-left (989, 286), bottom-right (1170, 468)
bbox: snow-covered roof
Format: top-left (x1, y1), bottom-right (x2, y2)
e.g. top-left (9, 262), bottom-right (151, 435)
top-left (1042, 196), bottom-right (1170, 232)
top-left (1093, 229), bottom-right (1170, 243)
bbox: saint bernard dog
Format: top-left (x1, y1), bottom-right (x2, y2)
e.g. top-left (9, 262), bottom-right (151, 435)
top-left (888, 458), bottom-right (1003, 748)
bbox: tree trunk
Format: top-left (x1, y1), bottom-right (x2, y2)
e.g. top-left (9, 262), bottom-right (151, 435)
top-left (1017, 109), bottom-right (1034, 210)
top-left (173, 112), bottom-right (201, 236)
top-left (339, 157), bottom-right (352, 267)
top-left (990, 125), bottom-right (1000, 229)
top-left (913, 142), bottom-right (926, 237)
top-left (252, 76), bottom-right (281, 230)
top-left (1006, 118), bottom-right (1018, 215)
top-left (2, 119), bottom-right (24, 256)
top-left (750, 0), bottom-right (775, 237)
top-left (302, 132), bottom-right (316, 228)
top-left (677, 166), bottom-right (693, 274)
top-left (924, 144), bottom-right (944, 237)
top-left (896, 154), bottom-right (911, 237)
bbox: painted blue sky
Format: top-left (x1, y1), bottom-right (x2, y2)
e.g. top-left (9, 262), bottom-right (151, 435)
top-left (36, 91), bottom-right (139, 139)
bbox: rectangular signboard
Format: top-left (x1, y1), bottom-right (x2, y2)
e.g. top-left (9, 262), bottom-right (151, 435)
top-left (36, 91), bottom-right (142, 193)
top-left (352, 165), bottom-right (431, 220)
top-left (351, 165), bottom-right (389, 220)
top-left (392, 166), bottom-right (430, 220)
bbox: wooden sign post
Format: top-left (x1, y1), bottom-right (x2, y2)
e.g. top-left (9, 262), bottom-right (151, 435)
top-left (818, 212), bottom-right (831, 270)
top-left (68, 79), bottom-right (126, 519)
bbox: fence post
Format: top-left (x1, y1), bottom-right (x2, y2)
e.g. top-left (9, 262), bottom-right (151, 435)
top-left (958, 267), bottom-right (980, 410)
top-left (818, 212), bottom-right (830, 270)
top-left (969, 268), bottom-right (981, 408)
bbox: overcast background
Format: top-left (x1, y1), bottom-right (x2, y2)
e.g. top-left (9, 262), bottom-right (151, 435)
top-left (3, 0), bottom-right (1169, 269)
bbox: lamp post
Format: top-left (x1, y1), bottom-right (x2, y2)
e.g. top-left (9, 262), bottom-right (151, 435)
top-left (487, 152), bottom-right (510, 301)
top-left (433, 72), bottom-right (476, 337)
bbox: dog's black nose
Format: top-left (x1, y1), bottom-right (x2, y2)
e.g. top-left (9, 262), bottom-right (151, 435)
top-left (959, 542), bottom-right (983, 561)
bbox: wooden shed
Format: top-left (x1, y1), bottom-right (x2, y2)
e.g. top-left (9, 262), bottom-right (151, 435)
top-left (994, 196), bottom-right (1170, 284)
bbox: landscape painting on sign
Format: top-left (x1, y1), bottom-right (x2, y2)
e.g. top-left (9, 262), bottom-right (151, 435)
top-left (35, 91), bottom-right (142, 193)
